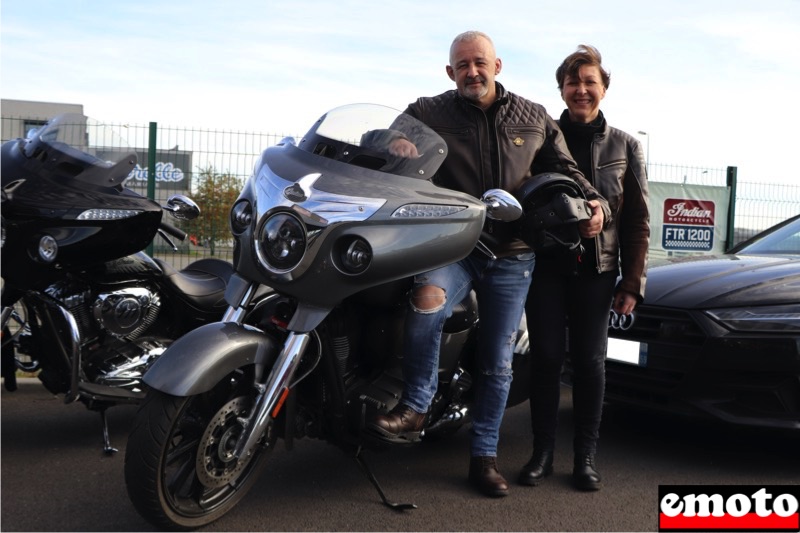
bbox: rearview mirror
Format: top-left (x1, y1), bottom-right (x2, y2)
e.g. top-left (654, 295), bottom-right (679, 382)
top-left (480, 189), bottom-right (522, 222)
top-left (164, 194), bottom-right (201, 220)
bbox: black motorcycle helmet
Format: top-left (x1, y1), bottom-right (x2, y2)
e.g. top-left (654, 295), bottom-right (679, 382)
top-left (515, 172), bottom-right (592, 254)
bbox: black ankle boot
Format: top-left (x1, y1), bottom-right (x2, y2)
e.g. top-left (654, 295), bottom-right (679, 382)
top-left (518, 449), bottom-right (554, 486)
top-left (573, 453), bottom-right (602, 491)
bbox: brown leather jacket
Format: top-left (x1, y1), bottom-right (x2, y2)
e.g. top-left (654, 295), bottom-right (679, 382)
top-left (405, 83), bottom-right (611, 258)
top-left (560, 116), bottom-right (650, 300)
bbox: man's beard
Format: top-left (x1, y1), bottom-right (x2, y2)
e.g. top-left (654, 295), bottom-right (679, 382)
top-left (462, 77), bottom-right (488, 102)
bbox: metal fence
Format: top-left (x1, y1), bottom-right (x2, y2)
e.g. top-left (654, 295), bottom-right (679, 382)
top-left (646, 162), bottom-right (799, 243)
top-left (3, 117), bottom-right (799, 267)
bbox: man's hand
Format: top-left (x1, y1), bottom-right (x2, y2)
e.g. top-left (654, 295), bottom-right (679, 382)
top-left (579, 199), bottom-right (604, 238)
top-left (388, 138), bottom-right (420, 158)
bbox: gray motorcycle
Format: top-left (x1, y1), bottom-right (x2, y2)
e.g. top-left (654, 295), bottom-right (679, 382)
top-left (123, 103), bottom-right (535, 530)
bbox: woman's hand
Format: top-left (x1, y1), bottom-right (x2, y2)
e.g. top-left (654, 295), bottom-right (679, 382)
top-left (612, 290), bottom-right (638, 316)
top-left (578, 200), bottom-right (604, 238)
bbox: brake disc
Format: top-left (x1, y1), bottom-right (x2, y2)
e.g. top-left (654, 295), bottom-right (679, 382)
top-left (195, 396), bottom-right (255, 489)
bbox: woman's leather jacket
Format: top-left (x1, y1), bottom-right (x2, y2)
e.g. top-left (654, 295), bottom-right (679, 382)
top-left (567, 119), bottom-right (650, 300)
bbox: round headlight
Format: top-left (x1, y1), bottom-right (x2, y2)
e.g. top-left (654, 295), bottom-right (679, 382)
top-left (258, 213), bottom-right (306, 273)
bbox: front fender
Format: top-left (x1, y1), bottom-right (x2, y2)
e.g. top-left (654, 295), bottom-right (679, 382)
top-left (144, 322), bottom-right (280, 396)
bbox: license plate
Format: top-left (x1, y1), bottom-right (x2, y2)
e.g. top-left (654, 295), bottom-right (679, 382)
top-left (607, 337), bottom-right (648, 367)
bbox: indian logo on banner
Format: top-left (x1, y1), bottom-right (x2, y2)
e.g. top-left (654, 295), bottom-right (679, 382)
top-left (662, 198), bottom-right (715, 251)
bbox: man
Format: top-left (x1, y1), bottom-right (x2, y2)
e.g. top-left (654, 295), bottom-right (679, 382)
top-left (368, 30), bottom-right (610, 498)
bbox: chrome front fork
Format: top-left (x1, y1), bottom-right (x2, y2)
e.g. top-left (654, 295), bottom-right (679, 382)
top-left (222, 280), bottom-right (310, 460)
top-left (11, 293), bottom-right (82, 403)
top-left (233, 331), bottom-right (309, 459)
top-left (0, 305), bottom-right (14, 331)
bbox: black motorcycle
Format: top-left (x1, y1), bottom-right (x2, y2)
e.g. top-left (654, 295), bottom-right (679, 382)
top-left (0, 114), bottom-right (244, 453)
top-left (123, 103), bottom-right (591, 530)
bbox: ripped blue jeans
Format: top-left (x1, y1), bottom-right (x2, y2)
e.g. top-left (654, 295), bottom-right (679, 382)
top-left (401, 251), bottom-right (535, 457)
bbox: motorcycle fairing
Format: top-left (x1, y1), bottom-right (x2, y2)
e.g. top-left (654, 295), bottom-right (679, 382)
top-left (1, 139), bottom-right (163, 283)
top-left (231, 141), bottom-right (486, 308)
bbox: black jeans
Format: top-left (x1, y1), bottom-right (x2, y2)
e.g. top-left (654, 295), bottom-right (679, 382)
top-left (525, 256), bottom-right (617, 455)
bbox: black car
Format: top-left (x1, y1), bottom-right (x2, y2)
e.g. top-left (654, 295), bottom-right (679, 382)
top-left (572, 214), bottom-right (800, 430)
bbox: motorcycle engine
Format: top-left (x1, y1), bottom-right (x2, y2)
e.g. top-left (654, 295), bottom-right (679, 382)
top-left (90, 336), bottom-right (169, 390)
top-left (92, 287), bottom-right (161, 339)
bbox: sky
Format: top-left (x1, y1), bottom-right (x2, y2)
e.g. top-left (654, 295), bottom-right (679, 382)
top-left (2, 0), bottom-right (799, 187)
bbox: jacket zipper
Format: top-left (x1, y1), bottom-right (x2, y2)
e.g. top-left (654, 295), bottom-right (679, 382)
top-left (591, 135), bottom-right (602, 273)
top-left (596, 158), bottom-right (627, 171)
top-left (481, 105), bottom-right (498, 236)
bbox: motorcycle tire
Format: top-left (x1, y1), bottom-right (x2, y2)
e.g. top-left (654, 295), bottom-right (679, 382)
top-left (124, 370), bottom-right (274, 531)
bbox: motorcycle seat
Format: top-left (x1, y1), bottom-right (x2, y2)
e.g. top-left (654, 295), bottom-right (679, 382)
top-left (154, 258), bottom-right (234, 310)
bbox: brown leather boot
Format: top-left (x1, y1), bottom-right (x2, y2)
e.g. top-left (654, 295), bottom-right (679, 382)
top-left (469, 456), bottom-right (509, 498)
top-left (369, 404), bottom-right (425, 442)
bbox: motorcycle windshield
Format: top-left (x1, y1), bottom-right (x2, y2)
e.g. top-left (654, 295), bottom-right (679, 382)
top-left (300, 103), bottom-right (447, 180)
top-left (21, 113), bottom-right (138, 187)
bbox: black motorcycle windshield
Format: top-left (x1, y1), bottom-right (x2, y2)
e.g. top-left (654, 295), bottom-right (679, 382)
top-left (301, 104), bottom-right (447, 181)
top-left (21, 113), bottom-right (137, 188)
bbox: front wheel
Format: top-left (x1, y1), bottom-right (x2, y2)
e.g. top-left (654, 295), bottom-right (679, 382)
top-left (124, 369), bottom-right (273, 530)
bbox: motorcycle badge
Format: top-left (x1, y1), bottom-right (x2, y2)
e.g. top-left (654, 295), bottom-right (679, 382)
top-left (283, 172), bottom-right (321, 203)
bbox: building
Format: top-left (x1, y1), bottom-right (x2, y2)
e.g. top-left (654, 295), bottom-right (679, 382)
top-left (1, 98), bottom-right (84, 141)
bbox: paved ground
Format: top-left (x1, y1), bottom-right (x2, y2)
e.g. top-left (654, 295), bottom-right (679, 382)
top-left (2, 377), bottom-right (798, 531)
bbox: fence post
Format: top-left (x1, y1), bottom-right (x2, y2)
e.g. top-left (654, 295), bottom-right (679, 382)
top-left (725, 166), bottom-right (738, 251)
top-left (146, 122), bottom-right (157, 257)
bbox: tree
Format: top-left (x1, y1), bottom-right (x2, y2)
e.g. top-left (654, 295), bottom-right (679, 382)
top-left (186, 165), bottom-right (242, 255)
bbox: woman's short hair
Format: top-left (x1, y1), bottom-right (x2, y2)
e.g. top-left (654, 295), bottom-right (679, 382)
top-left (555, 44), bottom-right (611, 90)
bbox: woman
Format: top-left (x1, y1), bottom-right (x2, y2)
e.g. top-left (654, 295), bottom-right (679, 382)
top-left (519, 45), bottom-right (650, 491)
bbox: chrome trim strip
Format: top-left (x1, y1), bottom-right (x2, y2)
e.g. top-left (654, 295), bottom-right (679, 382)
top-left (256, 167), bottom-right (386, 225)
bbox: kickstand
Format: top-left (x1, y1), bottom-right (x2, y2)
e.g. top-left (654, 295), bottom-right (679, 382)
top-left (354, 446), bottom-right (417, 512)
top-left (99, 408), bottom-right (118, 456)
top-left (355, 402), bottom-right (416, 511)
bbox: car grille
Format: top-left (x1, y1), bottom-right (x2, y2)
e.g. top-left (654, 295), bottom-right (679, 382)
top-left (618, 305), bottom-right (706, 346)
top-left (602, 305), bottom-right (707, 394)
